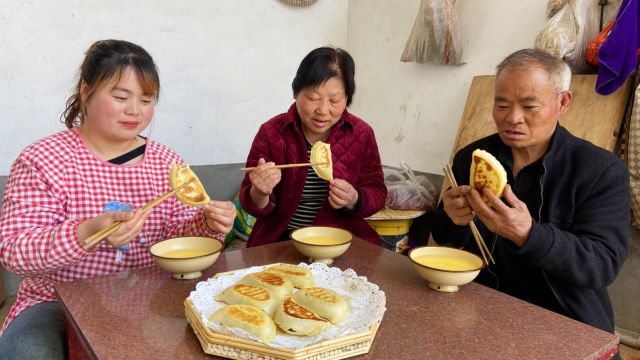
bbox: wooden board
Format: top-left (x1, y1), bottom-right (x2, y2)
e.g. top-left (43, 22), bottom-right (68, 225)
top-left (450, 74), bottom-right (631, 158)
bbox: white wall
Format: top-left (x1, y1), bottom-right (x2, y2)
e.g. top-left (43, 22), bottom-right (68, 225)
top-left (0, 1), bottom-right (580, 176)
top-left (347, 0), bottom-right (547, 174)
top-left (0, 0), bottom-right (348, 174)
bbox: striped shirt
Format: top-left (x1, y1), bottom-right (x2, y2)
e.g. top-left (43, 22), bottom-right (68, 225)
top-left (287, 142), bottom-right (328, 230)
top-left (0, 128), bottom-right (224, 334)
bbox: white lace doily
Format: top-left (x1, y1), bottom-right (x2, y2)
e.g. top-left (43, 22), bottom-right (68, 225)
top-left (189, 262), bottom-right (386, 349)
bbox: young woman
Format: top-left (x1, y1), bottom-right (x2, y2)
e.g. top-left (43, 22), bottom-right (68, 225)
top-left (240, 47), bottom-right (386, 247)
top-left (0, 39), bottom-right (236, 359)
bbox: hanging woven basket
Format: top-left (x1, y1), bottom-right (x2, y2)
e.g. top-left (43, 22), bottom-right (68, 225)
top-left (279, 0), bottom-right (317, 7)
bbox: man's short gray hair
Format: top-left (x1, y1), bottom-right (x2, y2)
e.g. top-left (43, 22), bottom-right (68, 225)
top-left (495, 48), bottom-right (571, 93)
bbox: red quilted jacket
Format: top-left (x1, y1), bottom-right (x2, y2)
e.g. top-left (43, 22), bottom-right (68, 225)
top-left (240, 103), bottom-right (387, 247)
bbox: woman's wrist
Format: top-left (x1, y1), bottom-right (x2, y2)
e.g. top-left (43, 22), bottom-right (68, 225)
top-left (250, 186), bottom-right (270, 209)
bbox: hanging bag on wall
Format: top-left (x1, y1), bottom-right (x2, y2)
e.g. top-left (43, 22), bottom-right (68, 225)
top-left (535, 0), bottom-right (599, 72)
top-left (535, 1), bottom-right (578, 60)
top-left (585, 20), bottom-right (616, 66)
top-left (400, 0), bottom-right (463, 65)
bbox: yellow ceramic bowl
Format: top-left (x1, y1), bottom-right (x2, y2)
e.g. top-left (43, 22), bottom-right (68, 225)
top-left (150, 236), bottom-right (223, 279)
top-left (408, 246), bottom-right (484, 292)
top-left (290, 226), bottom-right (353, 265)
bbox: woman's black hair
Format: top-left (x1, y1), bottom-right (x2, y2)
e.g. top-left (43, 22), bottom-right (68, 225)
top-left (61, 39), bottom-right (160, 128)
top-left (292, 47), bottom-right (355, 106)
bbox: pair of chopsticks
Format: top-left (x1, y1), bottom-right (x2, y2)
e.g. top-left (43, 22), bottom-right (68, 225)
top-left (240, 162), bottom-right (328, 171)
top-left (82, 178), bottom-right (195, 250)
top-left (443, 165), bottom-right (495, 265)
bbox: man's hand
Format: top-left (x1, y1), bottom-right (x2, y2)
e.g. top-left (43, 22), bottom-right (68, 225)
top-left (442, 185), bottom-right (474, 226)
top-left (467, 185), bottom-right (532, 247)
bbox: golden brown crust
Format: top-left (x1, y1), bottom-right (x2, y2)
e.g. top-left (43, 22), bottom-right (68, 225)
top-left (311, 141), bottom-right (333, 181)
top-left (470, 149), bottom-right (507, 201)
top-left (300, 287), bottom-right (340, 304)
top-left (282, 298), bottom-right (326, 321)
top-left (265, 264), bottom-right (315, 288)
top-left (210, 304), bottom-right (277, 343)
top-left (224, 304), bottom-right (268, 327)
top-left (253, 272), bottom-right (287, 286)
top-left (169, 164), bottom-right (210, 206)
top-left (232, 284), bottom-right (271, 302)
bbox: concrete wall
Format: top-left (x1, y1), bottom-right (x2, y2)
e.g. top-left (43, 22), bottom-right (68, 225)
top-left (346, 0), bottom-right (547, 174)
top-left (0, 0), bottom-right (348, 175)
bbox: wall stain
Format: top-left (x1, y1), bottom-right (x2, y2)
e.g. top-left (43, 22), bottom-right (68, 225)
top-left (394, 129), bottom-right (405, 144)
top-left (395, 103), bottom-right (408, 144)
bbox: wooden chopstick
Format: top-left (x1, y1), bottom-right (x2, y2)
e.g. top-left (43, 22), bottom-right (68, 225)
top-left (442, 165), bottom-right (488, 265)
top-left (240, 162), bottom-right (327, 171)
top-left (471, 221), bottom-right (495, 263)
top-left (82, 178), bottom-right (195, 250)
top-left (469, 220), bottom-right (491, 265)
top-left (443, 165), bottom-right (495, 265)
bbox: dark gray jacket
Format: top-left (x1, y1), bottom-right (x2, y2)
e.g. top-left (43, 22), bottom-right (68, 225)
top-left (432, 125), bottom-right (630, 334)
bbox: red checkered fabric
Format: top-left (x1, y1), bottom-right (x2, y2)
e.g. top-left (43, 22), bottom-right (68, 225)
top-left (0, 128), bottom-right (224, 334)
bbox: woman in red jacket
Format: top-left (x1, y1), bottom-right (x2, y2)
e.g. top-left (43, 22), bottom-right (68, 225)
top-left (240, 47), bottom-right (386, 247)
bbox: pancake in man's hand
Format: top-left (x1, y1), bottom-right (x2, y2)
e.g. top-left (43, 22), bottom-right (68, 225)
top-left (470, 149), bottom-right (507, 203)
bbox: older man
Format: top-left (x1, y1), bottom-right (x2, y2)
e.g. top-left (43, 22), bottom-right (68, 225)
top-left (432, 49), bottom-right (630, 340)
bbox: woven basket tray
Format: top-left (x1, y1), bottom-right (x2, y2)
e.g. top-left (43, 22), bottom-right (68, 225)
top-left (365, 208), bottom-right (426, 220)
top-left (185, 266), bottom-right (381, 359)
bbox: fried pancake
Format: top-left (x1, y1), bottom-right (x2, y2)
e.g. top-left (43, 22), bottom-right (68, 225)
top-left (291, 287), bottom-right (349, 324)
top-left (215, 284), bottom-right (278, 316)
top-left (169, 164), bottom-right (210, 207)
top-left (237, 271), bottom-right (294, 301)
top-left (265, 264), bottom-right (315, 289)
top-left (311, 141), bottom-right (333, 181)
top-left (470, 149), bottom-right (507, 202)
top-left (274, 297), bottom-right (331, 336)
top-left (209, 304), bottom-right (276, 343)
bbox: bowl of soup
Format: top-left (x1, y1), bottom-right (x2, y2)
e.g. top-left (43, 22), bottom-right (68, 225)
top-left (150, 236), bottom-right (223, 279)
top-left (290, 226), bottom-right (353, 265)
top-left (408, 246), bottom-right (484, 292)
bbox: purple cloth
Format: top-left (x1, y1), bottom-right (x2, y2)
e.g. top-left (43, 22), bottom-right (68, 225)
top-left (596, 0), bottom-right (639, 95)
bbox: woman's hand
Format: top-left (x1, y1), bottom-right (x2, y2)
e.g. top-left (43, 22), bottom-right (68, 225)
top-left (442, 185), bottom-right (474, 226)
top-left (249, 158), bottom-right (282, 208)
top-left (78, 209), bottom-right (149, 248)
top-left (328, 179), bottom-right (358, 210)
top-left (203, 200), bottom-right (236, 234)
